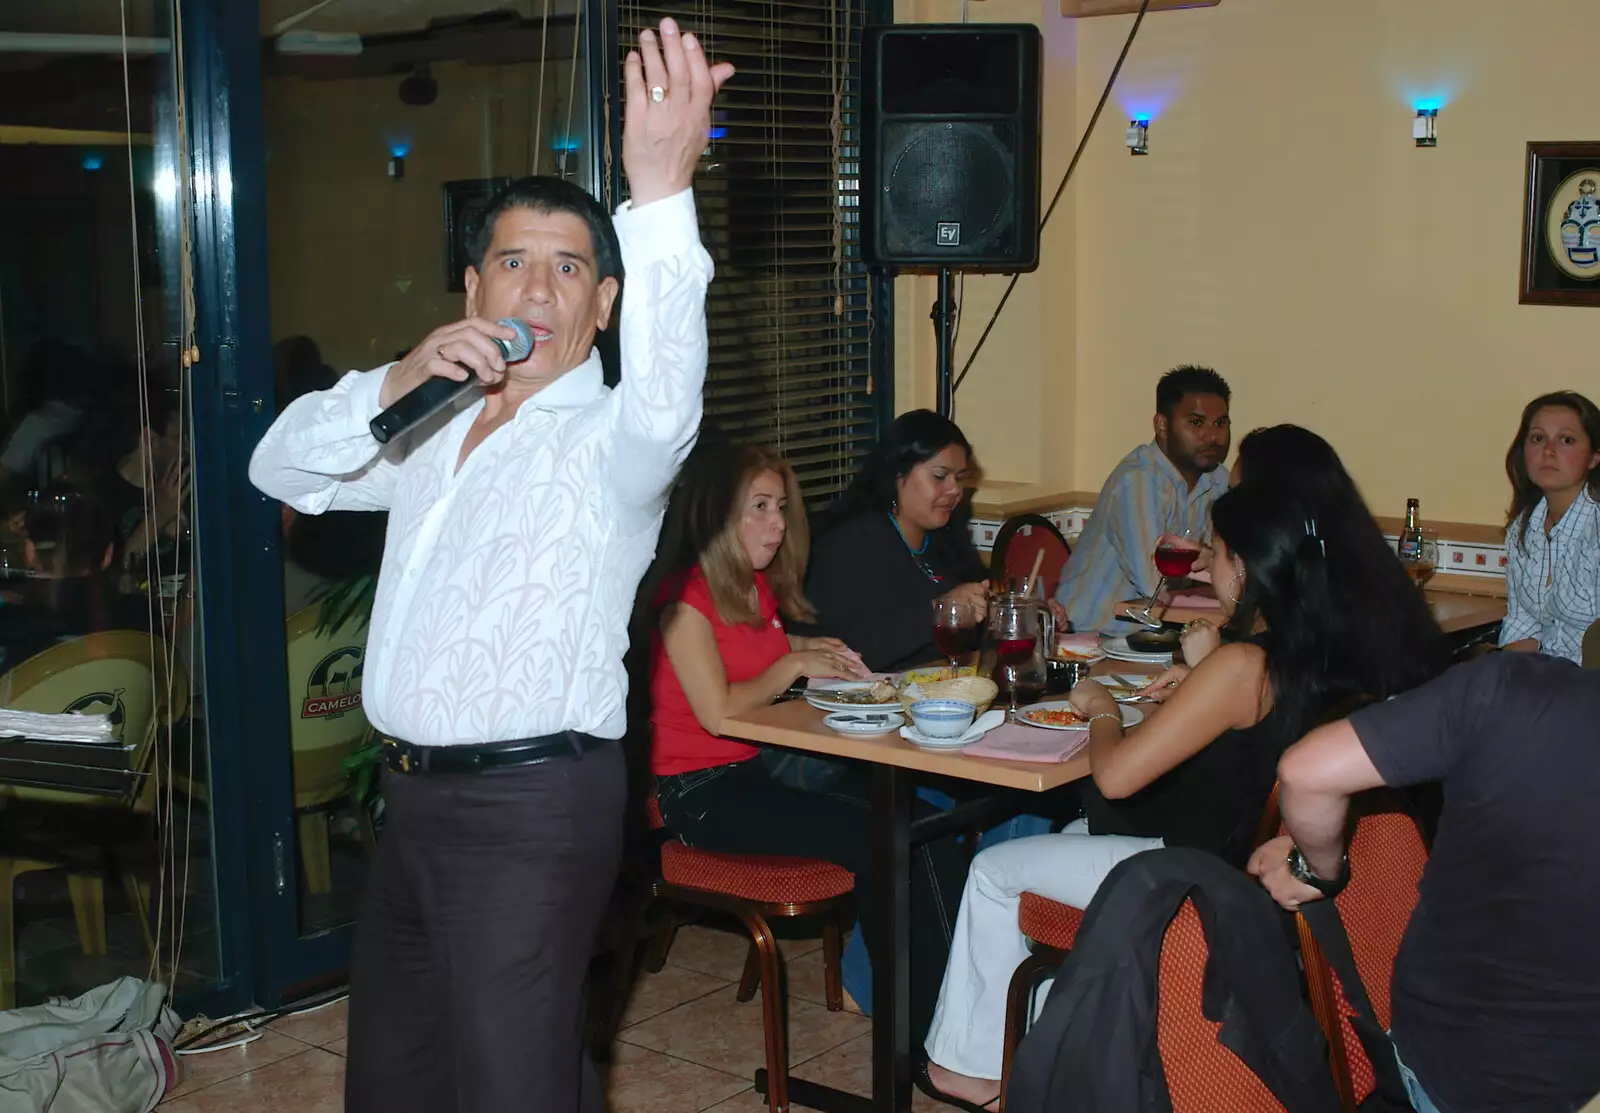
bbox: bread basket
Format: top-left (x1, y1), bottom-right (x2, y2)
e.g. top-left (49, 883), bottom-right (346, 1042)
top-left (899, 674), bottom-right (997, 716)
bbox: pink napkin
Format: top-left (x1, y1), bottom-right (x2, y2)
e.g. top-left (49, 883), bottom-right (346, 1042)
top-left (962, 722), bottom-right (1090, 763)
top-left (1165, 592), bottom-right (1221, 609)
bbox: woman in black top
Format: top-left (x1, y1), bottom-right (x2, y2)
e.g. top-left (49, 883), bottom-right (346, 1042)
top-left (921, 451), bottom-right (1447, 1108)
top-left (806, 410), bottom-right (990, 672)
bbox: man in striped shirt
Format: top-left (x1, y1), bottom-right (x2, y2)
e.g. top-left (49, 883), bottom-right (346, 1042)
top-left (1056, 366), bottom-right (1232, 633)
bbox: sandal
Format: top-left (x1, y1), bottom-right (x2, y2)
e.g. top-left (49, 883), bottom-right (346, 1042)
top-left (913, 1060), bottom-right (1001, 1113)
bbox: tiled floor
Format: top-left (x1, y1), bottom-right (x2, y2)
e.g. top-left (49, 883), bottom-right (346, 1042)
top-left (158, 921), bottom-right (950, 1111)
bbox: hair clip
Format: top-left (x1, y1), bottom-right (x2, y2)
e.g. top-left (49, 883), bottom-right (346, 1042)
top-left (1303, 518), bottom-right (1326, 557)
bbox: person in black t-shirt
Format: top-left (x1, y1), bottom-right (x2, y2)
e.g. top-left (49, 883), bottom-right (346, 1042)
top-left (1255, 652), bottom-right (1600, 1113)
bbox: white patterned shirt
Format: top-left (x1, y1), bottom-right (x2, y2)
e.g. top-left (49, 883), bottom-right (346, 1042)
top-left (1499, 489), bottom-right (1600, 664)
top-left (249, 189), bottom-right (710, 745)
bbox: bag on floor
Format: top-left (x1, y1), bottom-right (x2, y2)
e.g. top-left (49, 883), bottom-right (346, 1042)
top-left (0, 977), bottom-right (180, 1112)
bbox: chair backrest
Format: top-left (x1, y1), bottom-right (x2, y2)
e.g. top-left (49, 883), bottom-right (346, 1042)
top-left (990, 514), bottom-right (1072, 598)
top-left (1157, 899), bottom-right (1289, 1113)
top-left (1297, 797), bottom-right (1428, 1111)
top-left (1584, 618), bottom-right (1600, 669)
top-left (284, 604), bottom-right (372, 808)
top-left (0, 630), bottom-right (181, 809)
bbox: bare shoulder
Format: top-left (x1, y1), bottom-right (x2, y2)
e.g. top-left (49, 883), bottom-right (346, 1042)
top-left (1186, 640), bottom-right (1271, 723)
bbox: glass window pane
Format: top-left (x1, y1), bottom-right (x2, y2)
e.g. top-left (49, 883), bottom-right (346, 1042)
top-left (0, 2), bottom-right (219, 1004)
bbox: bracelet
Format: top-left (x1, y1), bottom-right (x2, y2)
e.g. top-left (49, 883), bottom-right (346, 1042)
top-left (1086, 711), bottom-right (1122, 728)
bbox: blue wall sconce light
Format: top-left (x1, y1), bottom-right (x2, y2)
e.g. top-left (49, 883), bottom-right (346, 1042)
top-left (1413, 107), bottom-right (1438, 148)
top-left (1126, 118), bottom-right (1150, 155)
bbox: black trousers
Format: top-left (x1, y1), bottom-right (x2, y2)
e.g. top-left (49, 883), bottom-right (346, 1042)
top-left (657, 757), bottom-right (968, 1054)
top-left (345, 742), bottom-right (625, 1113)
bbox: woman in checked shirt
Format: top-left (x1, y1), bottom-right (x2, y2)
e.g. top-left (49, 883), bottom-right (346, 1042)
top-left (1499, 391), bottom-right (1600, 663)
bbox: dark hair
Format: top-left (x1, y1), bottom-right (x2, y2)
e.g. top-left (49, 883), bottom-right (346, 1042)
top-left (829, 409), bottom-right (974, 520)
top-left (1234, 425), bottom-right (1363, 506)
top-left (466, 177), bottom-right (623, 284)
top-left (1210, 478), bottom-right (1446, 747)
top-left (1156, 365), bottom-right (1231, 419)
top-left (1504, 391), bottom-right (1600, 551)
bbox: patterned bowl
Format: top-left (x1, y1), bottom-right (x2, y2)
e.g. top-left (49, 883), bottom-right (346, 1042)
top-left (908, 699), bottom-right (978, 740)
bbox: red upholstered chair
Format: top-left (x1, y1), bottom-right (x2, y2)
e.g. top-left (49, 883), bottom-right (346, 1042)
top-left (1002, 896), bottom-right (1290, 1113)
top-left (1295, 801), bottom-right (1428, 1113)
top-left (1156, 900), bottom-right (1290, 1113)
top-left (639, 793), bottom-right (854, 1113)
top-left (990, 514), bottom-right (1072, 598)
top-left (999, 892), bottom-right (1085, 1106)
top-left (1000, 789), bottom-right (1291, 1109)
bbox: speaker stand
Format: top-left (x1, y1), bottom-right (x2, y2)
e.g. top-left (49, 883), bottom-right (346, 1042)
top-left (930, 269), bottom-right (957, 418)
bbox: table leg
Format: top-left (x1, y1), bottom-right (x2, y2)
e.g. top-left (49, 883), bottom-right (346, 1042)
top-left (871, 763), bottom-right (913, 1112)
top-left (752, 764), bottom-right (917, 1113)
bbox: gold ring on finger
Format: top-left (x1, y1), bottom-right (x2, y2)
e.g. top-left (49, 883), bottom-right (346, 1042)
top-left (650, 84), bottom-right (666, 103)
top-left (437, 344), bottom-right (447, 361)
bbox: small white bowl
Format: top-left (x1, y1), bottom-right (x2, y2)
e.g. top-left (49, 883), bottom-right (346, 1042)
top-left (908, 699), bottom-right (977, 740)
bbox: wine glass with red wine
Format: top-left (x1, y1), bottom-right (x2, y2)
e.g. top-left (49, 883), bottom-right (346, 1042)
top-left (932, 597), bottom-right (981, 670)
top-left (1135, 537), bottom-right (1202, 626)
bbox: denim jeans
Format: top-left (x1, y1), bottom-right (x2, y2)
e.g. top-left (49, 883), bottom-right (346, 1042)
top-left (1395, 1045), bottom-right (1443, 1113)
top-left (656, 757), bottom-right (968, 1051)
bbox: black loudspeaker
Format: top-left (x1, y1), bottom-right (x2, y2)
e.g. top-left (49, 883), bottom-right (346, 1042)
top-left (860, 24), bottom-right (1042, 272)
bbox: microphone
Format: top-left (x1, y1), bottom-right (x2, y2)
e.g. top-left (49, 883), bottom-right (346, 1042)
top-left (369, 317), bottom-right (535, 444)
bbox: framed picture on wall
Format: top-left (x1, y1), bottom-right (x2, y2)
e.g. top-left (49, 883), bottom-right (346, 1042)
top-left (442, 177), bottom-right (511, 293)
top-left (1520, 142), bottom-right (1600, 306)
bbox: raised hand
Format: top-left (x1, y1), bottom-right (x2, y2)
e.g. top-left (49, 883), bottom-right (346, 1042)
top-left (622, 17), bottom-right (736, 207)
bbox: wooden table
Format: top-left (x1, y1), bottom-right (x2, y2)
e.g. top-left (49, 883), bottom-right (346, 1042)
top-left (1120, 588), bottom-right (1506, 636)
top-left (719, 696), bottom-right (1100, 1112)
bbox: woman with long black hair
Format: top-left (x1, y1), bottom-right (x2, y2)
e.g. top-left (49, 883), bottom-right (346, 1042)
top-left (805, 409), bottom-right (991, 672)
top-left (920, 453), bottom-right (1447, 1109)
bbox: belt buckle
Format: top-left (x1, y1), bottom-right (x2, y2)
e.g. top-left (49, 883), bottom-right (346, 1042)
top-left (383, 737), bottom-right (415, 775)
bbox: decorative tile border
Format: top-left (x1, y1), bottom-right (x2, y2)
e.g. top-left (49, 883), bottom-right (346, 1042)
top-left (974, 511), bottom-right (1508, 581)
top-left (970, 508), bottom-right (1091, 554)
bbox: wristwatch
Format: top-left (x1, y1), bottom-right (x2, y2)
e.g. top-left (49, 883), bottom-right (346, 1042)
top-left (1286, 844), bottom-right (1350, 898)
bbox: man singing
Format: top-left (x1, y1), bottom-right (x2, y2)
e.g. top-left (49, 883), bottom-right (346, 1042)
top-left (249, 20), bottom-right (733, 1112)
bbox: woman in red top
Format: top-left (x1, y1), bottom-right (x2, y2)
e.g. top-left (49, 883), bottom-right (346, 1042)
top-left (650, 445), bottom-right (862, 778)
top-left (651, 442), bottom-right (970, 1064)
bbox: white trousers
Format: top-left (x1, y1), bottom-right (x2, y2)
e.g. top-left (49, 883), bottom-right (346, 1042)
top-left (923, 820), bottom-right (1164, 1078)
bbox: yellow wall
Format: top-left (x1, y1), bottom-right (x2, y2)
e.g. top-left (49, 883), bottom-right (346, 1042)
top-left (896, 0), bottom-right (1600, 526)
top-left (263, 58), bottom-right (581, 375)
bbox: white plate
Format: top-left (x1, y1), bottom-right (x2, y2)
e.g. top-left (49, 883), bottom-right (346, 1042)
top-left (824, 711), bottom-right (905, 736)
top-left (899, 725), bottom-right (976, 750)
top-left (1016, 702), bottom-right (1146, 731)
top-left (1052, 647), bottom-right (1107, 666)
top-left (1102, 636), bottom-right (1174, 666)
top-left (805, 692), bottom-right (902, 714)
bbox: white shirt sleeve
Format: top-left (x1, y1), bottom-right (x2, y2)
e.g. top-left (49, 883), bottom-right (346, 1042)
top-left (247, 365), bottom-right (403, 514)
top-left (604, 188), bottom-right (713, 521)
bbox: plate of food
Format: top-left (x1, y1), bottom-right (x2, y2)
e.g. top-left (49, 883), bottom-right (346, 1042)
top-left (1052, 645), bottom-right (1107, 666)
top-left (1017, 702), bottom-right (1145, 731)
top-left (804, 679), bottom-right (902, 713)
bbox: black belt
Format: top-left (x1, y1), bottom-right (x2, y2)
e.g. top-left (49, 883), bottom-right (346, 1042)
top-left (381, 731), bottom-right (607, 775)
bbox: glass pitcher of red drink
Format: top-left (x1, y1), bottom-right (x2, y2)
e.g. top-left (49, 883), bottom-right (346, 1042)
top-left (984, 590), bottom-right (1049, 719)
